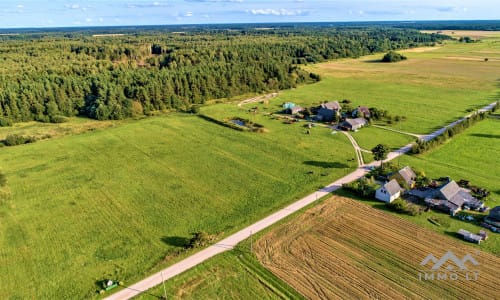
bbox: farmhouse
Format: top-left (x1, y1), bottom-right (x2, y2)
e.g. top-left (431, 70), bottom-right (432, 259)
top-left (390, 166), bottom-right (417, 189)
top-left (352, 106), bottom-right (371, 118)
top-left (375, 179), bottom-right (402, 203)
top-left (317, 101), bottom-right (341, 122)
top-left (424, 180), bottom-right (484, 216)
top-left (340, 118), bottom-right (367, 131)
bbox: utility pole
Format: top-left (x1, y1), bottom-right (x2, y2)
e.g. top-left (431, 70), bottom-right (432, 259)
top-left (250, 230), bottom-right (253, 254)
top-left (161, 271), bottom-right (167, 300)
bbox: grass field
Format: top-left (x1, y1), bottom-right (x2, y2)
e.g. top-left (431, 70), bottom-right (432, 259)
top-left (350, 126), bottom-right (415, 151)
top-left (0, 114), bottom-right (354, 299)
top-left (270, 35), bottom-right (500, 134)
top-left (255, 196), bottom-right (500, 299)
top-left (135, 239), bottom-right (305, 300)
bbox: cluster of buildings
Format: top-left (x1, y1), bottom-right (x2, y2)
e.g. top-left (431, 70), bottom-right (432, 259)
top-left (375, 166), bottom-right (485, 217)
top-left (282, 101), bottom-right (369, 131)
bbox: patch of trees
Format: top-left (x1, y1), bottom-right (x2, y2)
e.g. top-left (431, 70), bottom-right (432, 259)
top-left (386, 199), bottom-right (422, 216)
top-left (342, 177), bottom-right (378, 198)
top-left (0, 27), bottom-right (449, 123)
top-left (381, 51), bottom-right (407, 62)
top-left (458, 36), bottom-right (477, 43)
top-left (411, 112), bottom-right (488, 154)
top-left (185, 231), bottom-right (215, 249)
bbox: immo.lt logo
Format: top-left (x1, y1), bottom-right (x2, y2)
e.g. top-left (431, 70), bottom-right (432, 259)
top-left (419, 251), bottom-right (480, 281)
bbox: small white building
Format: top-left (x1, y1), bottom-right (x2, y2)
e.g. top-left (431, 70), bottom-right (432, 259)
top-left (375, 179), bottom-right (402, 203)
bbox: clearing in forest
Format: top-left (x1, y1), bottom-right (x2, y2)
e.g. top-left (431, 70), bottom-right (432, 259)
top-left (255, 196), bottom-right (500, 300)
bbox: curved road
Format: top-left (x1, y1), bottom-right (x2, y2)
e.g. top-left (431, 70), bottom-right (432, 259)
top-left (105, 101), bottom-right (497, 300)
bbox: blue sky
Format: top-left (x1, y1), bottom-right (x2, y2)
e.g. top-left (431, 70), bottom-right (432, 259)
top-left (0, 0), bottom-right (498, 28)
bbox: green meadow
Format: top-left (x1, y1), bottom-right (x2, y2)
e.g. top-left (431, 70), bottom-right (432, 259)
top-left (0, 114), bottom-right (353, 299)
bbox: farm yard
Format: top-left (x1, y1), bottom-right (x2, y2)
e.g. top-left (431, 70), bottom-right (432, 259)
top-left (254, 196), bottom-right (500, 300)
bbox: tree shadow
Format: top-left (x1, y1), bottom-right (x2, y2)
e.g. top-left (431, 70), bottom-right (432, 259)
top-left (303, 161), bottom-right (348, 168)
top-left (363, 59), bottom-right (383, 63)
top-left (161, 236), bottom-right (189, 248)
top-left (469, 133), bottom-right (500, 139)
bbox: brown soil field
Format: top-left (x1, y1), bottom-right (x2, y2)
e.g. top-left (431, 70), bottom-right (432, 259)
top-left (255, 196), bottom-right (500, 300)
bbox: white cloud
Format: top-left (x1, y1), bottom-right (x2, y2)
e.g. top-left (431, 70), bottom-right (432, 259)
top-left (99, 17), bottom-right (104, 22)
top-left (17, 4), bottom-right (24, 8)
top-left (185, 12), bottom-right (193, 17)
top-left (86, 17), bottom-right (92, 22)
top-left (249, 8), bottom-right (306, 16)
top-left (66, 4), bottom-right (81, 10)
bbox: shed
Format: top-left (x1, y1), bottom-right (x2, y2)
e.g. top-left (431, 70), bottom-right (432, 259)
top-left (375, 179), bottom-right (402, 203)
top-left (340, 118), bottom-right (367, 131)
top-left (390, 166), bottom-right (417, 189)
top-left (352, 106), bottom-right (371, 118)
top-left (457, 229), bottom-right (482, 244)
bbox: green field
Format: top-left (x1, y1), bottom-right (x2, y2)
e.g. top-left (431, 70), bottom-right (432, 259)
top-left (0, 114), bottom-right (354, 299)
top-left (135, 239), bottom-right (305, 300)
top-left (274, 37), bottom-right (499, 134)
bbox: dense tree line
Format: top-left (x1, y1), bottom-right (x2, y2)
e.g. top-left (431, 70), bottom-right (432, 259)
top-left (0, 27), bottom-right (449, 123)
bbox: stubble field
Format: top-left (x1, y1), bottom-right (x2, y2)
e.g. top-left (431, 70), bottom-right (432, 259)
top-left (255, 196), bottom-right (500, 300)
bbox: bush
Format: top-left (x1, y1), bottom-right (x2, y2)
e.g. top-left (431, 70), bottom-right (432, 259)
top-left (4, 134), bottom-right (36, 146)
top-left (0, 118), bottom-right (12, 127)
top-left (186, 231), bottom-right (215, 249)
top-left (343, 177), bottom-right (377, 198)
top-left (386, 199), bottom-right (422, 216)
top-left (50, 115), bottom-right (69, 123)
top-left (382, 51), bottom-right (407, 63)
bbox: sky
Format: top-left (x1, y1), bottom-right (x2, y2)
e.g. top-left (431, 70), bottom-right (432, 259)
top-left (0, 0), bottom-right (498, 28)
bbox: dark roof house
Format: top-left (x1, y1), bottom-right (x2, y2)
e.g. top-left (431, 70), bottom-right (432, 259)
top-left (485, 206), bottom-right (500, 228)
top-left (352, 106), bottom-right (371, 118)
top-left (317, 101), bottom-right (341, 122)
top-left (340, 118), bottom-right (367, 131)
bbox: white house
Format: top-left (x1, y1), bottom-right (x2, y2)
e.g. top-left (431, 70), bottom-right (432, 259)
top-left (375, 179), bottom-right (402, 203)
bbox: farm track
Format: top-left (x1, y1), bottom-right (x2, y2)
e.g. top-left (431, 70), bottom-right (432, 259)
top-left (255, 196), bottom-right (500, 300)
top-left (341, 131), bottom-right (365, 166)
top-left (105, 101), bottom-right (497, 300)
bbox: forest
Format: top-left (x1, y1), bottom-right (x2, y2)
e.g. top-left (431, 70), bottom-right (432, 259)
top-left (0, 26), bottom-right (450, 123)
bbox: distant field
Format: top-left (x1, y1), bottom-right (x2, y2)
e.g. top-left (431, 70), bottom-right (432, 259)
top-left (350, 126), bottom-right (415, 151)
top-left (0, 114), bottom-right (354, 299)
top-left (274, 37), bottom-right (499, 134)
top-left (255, 196), bottom-right (500, 300)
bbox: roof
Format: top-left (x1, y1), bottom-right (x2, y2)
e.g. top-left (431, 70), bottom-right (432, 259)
top-left (439, 180), bottom-right (461, 201)
top-left (320, 101), bottom-right (341, 111)
top-left (291, 106), bottom-right (304, 113)
top-left (343, 118), bottom-right (367, 127)
top-left (488, 206), bottom-right (500, 222)
top-left (356, 106), bottom-right (371, 117)
top-left (397, 166), bottom-right (416, 185)
top-left (383, 179), bottom-right (402, 196)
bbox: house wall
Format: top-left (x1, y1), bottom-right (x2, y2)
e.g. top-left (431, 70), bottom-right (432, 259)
top-left (318, 108), bottom-right (334, 122)
top-left (375, 188), bottom-right (400, 203)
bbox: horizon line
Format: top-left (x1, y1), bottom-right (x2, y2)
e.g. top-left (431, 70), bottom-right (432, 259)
top-left (1, 19), bottom-right (499, 31)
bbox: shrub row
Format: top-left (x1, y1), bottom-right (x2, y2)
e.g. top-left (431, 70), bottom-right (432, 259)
top-left (411, 111), bottom-right (488, 154)
top-left (342, 177), bottom-right (377, 199)
top-left (3, 134), bottom-right (37, 146)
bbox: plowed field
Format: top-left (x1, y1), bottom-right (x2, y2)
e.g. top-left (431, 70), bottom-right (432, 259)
top-left (255, 197), bottom-right (500, 299)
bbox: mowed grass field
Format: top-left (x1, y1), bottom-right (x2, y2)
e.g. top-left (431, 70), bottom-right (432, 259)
top-left (0, 113), bottom-right (355, 299)
top-left (254, 196), bottom-right (500, 300)
top-left (135, 241), bottom-right (305, 300)
top-left (275, 33), bottom-right (500, 134)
